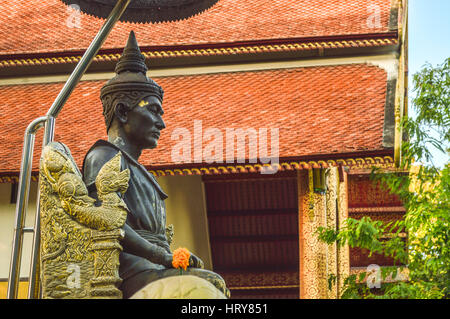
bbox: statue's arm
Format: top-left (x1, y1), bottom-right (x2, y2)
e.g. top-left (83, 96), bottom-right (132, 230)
top-left (121, 223), bottom-right (173, 267)
top-left (83, 146), bottom-right (173, 268)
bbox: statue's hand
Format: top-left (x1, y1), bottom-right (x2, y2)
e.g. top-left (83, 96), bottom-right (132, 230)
top-left (163, 253), bottom-right (174, 268)
top-left (189, 253), bottom-right (204, 269)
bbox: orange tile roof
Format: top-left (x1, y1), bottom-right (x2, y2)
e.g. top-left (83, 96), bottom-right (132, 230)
top-left (0, 64), bottom-right (388, 174)
top-left (0, 0), bottom-right (395, 56)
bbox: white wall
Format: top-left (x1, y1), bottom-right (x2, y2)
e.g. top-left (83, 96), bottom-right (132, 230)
top-left (0, 182), bottom-right (38, 280)
top-left (156, 175), bottom-right (213, 270)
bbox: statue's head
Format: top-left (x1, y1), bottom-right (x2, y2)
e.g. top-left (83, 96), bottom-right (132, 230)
top-left (100, 31), bottom-right (165, 149)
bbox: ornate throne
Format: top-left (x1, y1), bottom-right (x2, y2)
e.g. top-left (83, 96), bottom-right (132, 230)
top-left (38, 142), bottom-right (227, 299)
top-left (39, 141), bottom-right (129, 299)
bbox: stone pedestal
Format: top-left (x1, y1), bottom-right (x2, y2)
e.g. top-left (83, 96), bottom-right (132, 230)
top-left (89, 229), bottom-right (124, 298)
top-left (130, 275), bottom-right (227, 299)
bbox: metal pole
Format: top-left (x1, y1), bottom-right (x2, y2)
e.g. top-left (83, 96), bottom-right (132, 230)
top-left (7, 117), bottom-right (47, 299)
top-left (27, 117), bottom-right (54, 299)
top-left (46, 0), bottom-right (131, 119)
top-left (25, 0), bottom-right (132, 299)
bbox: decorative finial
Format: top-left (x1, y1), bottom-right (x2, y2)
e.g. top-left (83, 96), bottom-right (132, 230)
top-left (114, 31), bottom-right (148, 75)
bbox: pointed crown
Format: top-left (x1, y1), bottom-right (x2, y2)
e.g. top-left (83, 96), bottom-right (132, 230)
top-left (100, 31), bottom-right (164, 101)
top-left (114, 30), bottom-right (148, 75)
top-left (100, 31), bottom-right (164, 131)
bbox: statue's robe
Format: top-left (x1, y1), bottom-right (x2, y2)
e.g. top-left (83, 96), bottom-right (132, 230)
top-left (83, 140), bottom-right (228, 298)
top-left (83, 140), bottom-right (172, 297)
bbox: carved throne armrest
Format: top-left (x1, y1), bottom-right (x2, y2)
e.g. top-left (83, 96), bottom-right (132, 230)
top-left (39, 142), bottom-right (129, 299)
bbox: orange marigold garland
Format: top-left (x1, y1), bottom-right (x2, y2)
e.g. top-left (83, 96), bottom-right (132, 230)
top-left (172, 247), bottom-right (190, 272)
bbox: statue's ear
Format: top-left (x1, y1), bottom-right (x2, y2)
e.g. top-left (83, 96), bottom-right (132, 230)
top-left (114, 102), bottom-right (128, 124)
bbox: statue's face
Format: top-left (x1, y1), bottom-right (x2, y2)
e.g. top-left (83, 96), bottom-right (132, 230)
top-left (123, 95), bottom-right (165, 149)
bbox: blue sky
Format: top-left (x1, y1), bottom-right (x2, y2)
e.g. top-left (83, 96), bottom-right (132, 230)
top-left (409, 0), bottom-right (450, 167)
top-left (409, 0), bottom-right (450, 73)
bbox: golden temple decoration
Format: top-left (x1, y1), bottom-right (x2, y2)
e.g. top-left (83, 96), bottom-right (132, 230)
top-left (308, 169), bottom-right (315, 222)
top-left (324, 168), bottom-right (338, 299)
top-left (298, 167), bottom-right (350, 299)
top-left (39, 142), bottom-right (129, 299)
top-left (336, 170), bottom-right (350, 297)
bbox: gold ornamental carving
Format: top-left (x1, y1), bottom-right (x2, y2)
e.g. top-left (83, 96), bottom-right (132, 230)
top-left (39, 142), bottom-right (129, 299)
top-left (298, 167), bottom-right (350, 299)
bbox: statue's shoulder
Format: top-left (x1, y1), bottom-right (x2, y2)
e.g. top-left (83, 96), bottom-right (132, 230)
top-left (83, 140), bottom-right (122, 187)
top-left (84, 140), bottom-right (119, 166)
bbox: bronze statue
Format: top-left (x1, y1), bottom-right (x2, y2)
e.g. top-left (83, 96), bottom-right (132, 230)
top-left (82, 31), bottom-right (229, 299)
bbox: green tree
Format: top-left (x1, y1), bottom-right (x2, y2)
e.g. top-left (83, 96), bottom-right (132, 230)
top-left (318, 58), bottom-right (450, 299)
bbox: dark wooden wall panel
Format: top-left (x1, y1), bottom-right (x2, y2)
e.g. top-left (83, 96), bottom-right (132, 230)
top-left (348, 174), bottom-right (405, 268)
top-left (203, 171), bottom-right (299, 299)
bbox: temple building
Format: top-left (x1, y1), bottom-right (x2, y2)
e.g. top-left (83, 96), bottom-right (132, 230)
top-left (0, 0), bottom-right (408, 299)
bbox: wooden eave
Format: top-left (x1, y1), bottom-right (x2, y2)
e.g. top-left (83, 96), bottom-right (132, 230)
top-left (0, 32), bottom-right (398, 78)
